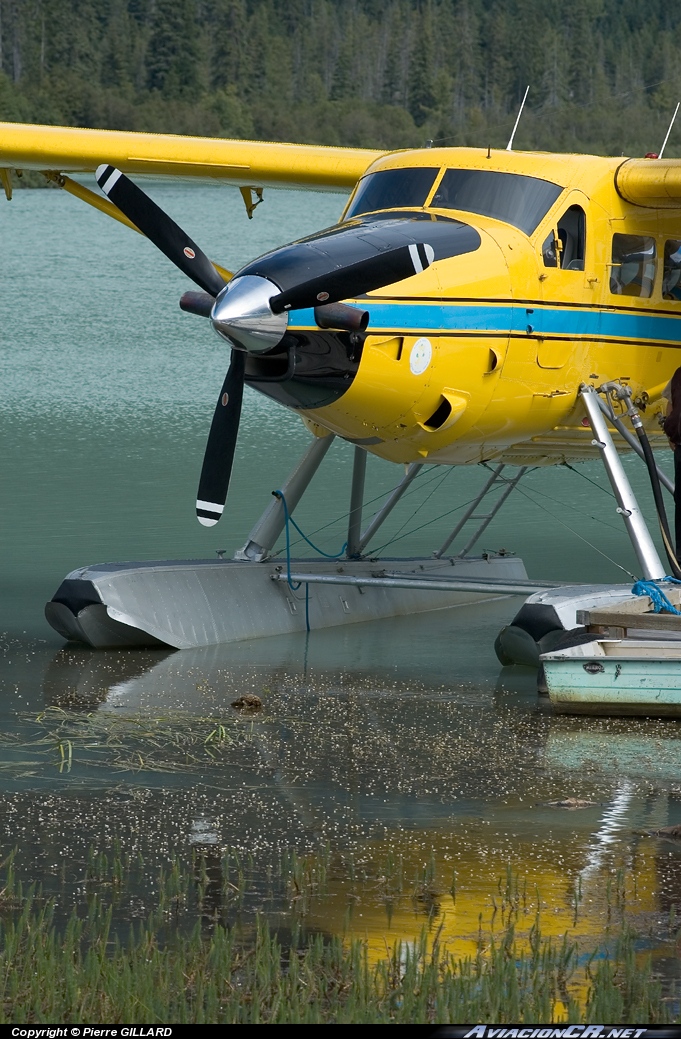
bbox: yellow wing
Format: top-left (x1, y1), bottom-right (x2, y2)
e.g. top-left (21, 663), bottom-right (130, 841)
top-left (0, 121), bottom-right (383, 191)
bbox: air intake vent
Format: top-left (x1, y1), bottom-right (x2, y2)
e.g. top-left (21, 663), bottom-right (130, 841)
top-left (422, 397), bottom-right (453, 430)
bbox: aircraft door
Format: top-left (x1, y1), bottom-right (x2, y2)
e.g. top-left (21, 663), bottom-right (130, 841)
top-left (536, 192), bottom-right (596, 373)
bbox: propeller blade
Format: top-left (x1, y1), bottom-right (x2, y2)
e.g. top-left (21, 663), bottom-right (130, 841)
top-left (95, 164), bottom-right (226, 297)
top-left (270, 242), bottom-right (435, 313)
top-left (195, 350), bottom-right (246, 526)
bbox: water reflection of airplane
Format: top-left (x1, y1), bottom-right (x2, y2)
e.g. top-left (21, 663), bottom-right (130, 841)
top-left (3, 121), bottom-right (681, 649)
top-left (42, 632), bottom-right (681, 831)
top-left (39, 640), bottom-right (681, 966)
top-left (41, 599), bottom-right (516, 712)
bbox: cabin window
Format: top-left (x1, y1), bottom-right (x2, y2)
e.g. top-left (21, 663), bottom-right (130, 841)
top-left (429, 169), bottom-right (562, 235)
top-left (663, 240), bottom-right (681, 301)
top-left (542, 205), bottom-right (586, 270)
top-left (345, 168), bottom-right (439, 218)
top-left (610, 234), bottom-right (656, 298)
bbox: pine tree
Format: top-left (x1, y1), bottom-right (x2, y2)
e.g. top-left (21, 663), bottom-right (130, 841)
top-left (146, 0), bottom-right (201, 100)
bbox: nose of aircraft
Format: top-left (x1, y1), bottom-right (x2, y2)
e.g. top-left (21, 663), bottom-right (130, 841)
top-left (210, 275), bottom-right (289, 354)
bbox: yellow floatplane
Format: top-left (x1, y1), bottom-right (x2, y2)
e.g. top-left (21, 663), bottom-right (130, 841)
top-left (1, 120), bottom-right (681, 653)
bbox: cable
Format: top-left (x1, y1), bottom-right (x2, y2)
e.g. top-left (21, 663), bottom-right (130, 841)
top-left (272, 489), bottom-right (347, 560)
top-left (604, 386), bottom-right (681, 580)
top-left (561, 461), bottom-right (616, 499)
top-left (631, 421), bottom-right (681, 578)
top-left (271, 464), bottom-right (439, 557)
top-left (511, 482), bottom-right (638, 580)
top-left (274, 490), bottom-right (301, 592)
top-left (372, 466), bottom-right (453, 552)
top-left (284, 463), bottom-right (451, 552)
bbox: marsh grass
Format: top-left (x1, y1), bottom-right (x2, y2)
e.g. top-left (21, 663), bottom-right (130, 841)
top-left (0, 848), bottom-right (676, 1024)
top-left (0, 707), bottom-right (248, 776)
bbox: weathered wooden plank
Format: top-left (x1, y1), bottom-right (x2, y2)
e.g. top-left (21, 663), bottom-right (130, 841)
top-left (577, 609), bottom-right (681, 630)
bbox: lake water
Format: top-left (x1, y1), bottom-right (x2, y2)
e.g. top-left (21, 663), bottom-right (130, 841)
top-left (2, 181), bottom-right (681, 992)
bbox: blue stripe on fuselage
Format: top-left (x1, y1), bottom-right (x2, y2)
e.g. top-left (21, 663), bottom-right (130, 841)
top-left (291, 302), bottom-right (681, 344)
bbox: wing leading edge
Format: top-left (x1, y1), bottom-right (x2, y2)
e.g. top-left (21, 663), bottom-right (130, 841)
top-left (0, 121), bottom-right (384, 191)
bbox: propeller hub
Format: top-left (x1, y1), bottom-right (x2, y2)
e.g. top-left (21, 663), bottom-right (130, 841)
top-left (211, 275), bottom-right (288, 354)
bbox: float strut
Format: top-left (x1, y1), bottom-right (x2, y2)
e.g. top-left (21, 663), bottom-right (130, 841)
top-left (580, 384), bottom-right (665, 580)
top-left (346, 447), bottom-right (368, 558)
top-left (357, 462), bottom-right (423, 555)
top-left (234, 434), bottom-right (335, 561)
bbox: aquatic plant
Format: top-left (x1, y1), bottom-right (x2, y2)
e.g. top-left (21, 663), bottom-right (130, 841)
top-left (0, 850), bottom-right (675, 1025)
top-left (0, 707), bottom-right (247, 777)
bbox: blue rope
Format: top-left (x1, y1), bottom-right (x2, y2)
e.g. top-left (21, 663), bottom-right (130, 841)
top-left (273, 489), bottom-right (348, 633)
top-left (275, 490), bottom-right (301, 592)
top-left (631, 579), bottom-right (681, 615)
top-left (273, 490), bottom-right (347, 559)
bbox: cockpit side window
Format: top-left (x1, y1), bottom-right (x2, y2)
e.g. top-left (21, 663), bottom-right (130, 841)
top-left (543, 205), bottom-right (586, 270)
top-left (610, 234), bottom-right (656, 298)
top-left (663, 240), bottom-right (681, 301)
top-left (345, 168), bottom-right (439, 219)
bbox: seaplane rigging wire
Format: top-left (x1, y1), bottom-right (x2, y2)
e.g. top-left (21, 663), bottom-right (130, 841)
top-left (511, 482), bottom-right (638, 580)
top-left (516, 480), bottom-right (624, 533)
top-left (525, 465), bottom-right (653, 537)
top-left (280, 448), bottom-right (636, 569)
top-left (273, 462), bottom-right (447, 556)
top-left (560, 461), bottom-right (617, 499)
top-left (371, 488), bottom-right (497, 554)
top-left (272, 444), bottom-right (642, 565)
top-left (372, 466), bottom-right (454, 552)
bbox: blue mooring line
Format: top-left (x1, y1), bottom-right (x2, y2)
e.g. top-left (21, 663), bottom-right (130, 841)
top-left (631, 578), bottom-right (681, 615)
top-left (273, 489), bottom-right (348, 634)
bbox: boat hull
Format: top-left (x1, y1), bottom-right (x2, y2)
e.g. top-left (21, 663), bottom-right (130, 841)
top-left (542, 639), bottom-right (681, 716)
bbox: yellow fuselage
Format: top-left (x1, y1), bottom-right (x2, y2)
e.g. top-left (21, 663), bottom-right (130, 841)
top-left (294, 148), bottom-right (681, 466)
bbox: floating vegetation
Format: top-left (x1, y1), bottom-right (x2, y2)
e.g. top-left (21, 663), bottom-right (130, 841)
top-left (231, 694), bottom-right (263, 711)
top-left (0, 707), bottom-right (252, 777)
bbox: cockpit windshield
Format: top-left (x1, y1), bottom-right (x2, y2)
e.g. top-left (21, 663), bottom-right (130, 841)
top-left (344, 165), bottom-right (563, 236)
top-left (345, 168), bottom-right (439, 219)
top-left (430, 169), bottom-right (562, 235)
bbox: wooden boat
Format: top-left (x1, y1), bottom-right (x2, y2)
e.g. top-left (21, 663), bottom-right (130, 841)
top-left (541, 585), bottom-right (681, 716)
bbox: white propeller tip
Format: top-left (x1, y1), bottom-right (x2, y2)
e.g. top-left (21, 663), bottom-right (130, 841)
top-left (196, 499), bottom-right (224, 526)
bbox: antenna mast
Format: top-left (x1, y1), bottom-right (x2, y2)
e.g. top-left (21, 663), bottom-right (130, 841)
top-left (506, 86), bottom-right (530, 151)
top-left (659, 102), bottom-right (680, 160)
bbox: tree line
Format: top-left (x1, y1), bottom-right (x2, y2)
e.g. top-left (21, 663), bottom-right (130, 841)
top-left (0, 0), bottom-right (680, 157)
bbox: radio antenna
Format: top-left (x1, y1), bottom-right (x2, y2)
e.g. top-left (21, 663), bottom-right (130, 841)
top-left (658, 102), bottom-right (680, 159)
top-left (506, 85), bottom-right (530, 151)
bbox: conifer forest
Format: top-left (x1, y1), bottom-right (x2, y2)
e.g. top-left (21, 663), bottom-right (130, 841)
top-left (0, 0), bottom-right (680, 158)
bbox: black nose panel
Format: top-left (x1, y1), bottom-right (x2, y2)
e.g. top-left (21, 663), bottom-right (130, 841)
top-left (235, 213), bottom-right (481, 295)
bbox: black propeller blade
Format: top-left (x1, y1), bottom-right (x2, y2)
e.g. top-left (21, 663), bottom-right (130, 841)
top-left (93, 167), bottom-right (435, 529)
top-left (95, 164), bottom-right (227, 297)
top-left (269, 242), bottom-right (434, 313)
top-left (195, 350), bottom-right (246, 526)
top-left (95, 165), bottom-right (242, 525)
